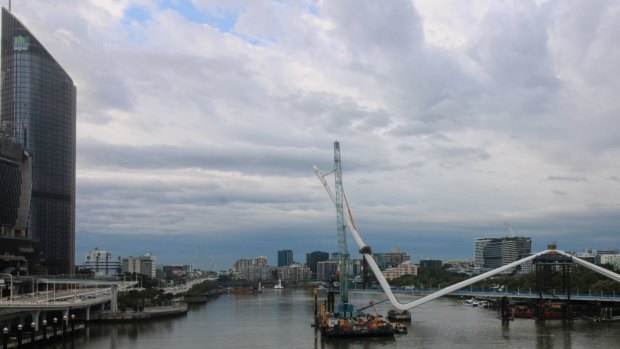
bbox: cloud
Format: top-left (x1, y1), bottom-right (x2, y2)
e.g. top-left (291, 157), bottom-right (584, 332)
top-left (11, 0), bottom-right (620, 267)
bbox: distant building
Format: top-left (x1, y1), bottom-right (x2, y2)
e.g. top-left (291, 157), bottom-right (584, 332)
top-left (278, 250), bottom-right (293, 267)
top-left (573, 248), bottom-right (618, 265)
top-left (233, 256), bottom-right (274, 281)
top-left (277, 263), bottom-right (311, 282)
top-left (420, 259), bottom-right (443, 269)
top-left (445, 259), bottom-right (474, 275)
top-left (84, 248), bottom-right (121, 277)
top-left (122, 253), bottom-right (156, 278)
top-left (317, 260), bottom-right (338, 281)
top-left (599, 254), bottom-right (620, 271)
top-left (383, 261), bottom-right (418, 281)
top-left (306, 251), bottom-right (329, 278)
top-left (373, 248), bottom-right (411, 270)
top-left (162, 265), bottom-right (187, 280)
top-left (474, 237), bottom-right (531, 274)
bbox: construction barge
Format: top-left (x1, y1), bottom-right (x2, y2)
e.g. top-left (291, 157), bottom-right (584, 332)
top-left (313, 141), bottom-right (406, 339)
top-left (313, 288), bottom-right (404, 338)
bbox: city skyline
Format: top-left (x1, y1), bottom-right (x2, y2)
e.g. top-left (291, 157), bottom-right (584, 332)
top-left (5, 1), bottom-right (619, 270)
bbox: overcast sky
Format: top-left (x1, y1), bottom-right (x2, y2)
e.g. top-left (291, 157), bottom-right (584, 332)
top-left (11, 0), bottom-right (620, 269)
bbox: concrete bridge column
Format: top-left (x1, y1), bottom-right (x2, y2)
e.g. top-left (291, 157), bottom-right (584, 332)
top-left (111, 284), bottom-right (118, 313)
top-left (85, 306), bottom-right (91, 322)
top-left (30, 311), bottom-right (40, 330)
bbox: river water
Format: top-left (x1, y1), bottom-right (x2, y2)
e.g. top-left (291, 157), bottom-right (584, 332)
top-left (69, 288), bottom-right (619, 349)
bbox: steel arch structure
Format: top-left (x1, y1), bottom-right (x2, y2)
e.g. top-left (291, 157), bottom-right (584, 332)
top-left (314, 166), bottom-right (620, 311)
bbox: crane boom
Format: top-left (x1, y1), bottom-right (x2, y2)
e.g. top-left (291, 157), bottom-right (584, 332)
top-left (333, 141), bottom-right (350, 308)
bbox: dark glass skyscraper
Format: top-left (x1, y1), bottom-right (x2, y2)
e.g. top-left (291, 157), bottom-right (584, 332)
top-left (0, 8), bottom-right (76, 274)
top-left (277, 250), bottom-right (293, 267)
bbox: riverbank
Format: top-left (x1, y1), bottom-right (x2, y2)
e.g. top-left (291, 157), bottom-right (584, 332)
top-left (92, 303), bottom-right (188, 322)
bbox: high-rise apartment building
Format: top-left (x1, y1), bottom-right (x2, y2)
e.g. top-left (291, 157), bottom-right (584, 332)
top-left (306, 251), bottom-right (329, 277)
top-left (84, 248), bottom-right (121, 277)
top-left (474, 236), bottom-right (531, 274)
top-left (121, 253), bottom-right (156, 278)
top-left (277, 250), bottom-right (293, 267)
top-left (0, 8), bottom-right (77, 274)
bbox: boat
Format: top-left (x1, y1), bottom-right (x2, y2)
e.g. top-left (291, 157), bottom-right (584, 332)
top-left (464, 298), bottom-right (479, 307)
top-left (513, 304), bottom-right (534, 318)
top-left (274, 279), bottom-right (283, 289)
top-left (320, 315), bottom-right (394, 338)
top-left (387, 309), bottom-right (411, 322)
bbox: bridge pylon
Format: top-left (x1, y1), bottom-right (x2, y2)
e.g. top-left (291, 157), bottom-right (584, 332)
top-left (534, 253), bottom-right (573, 320)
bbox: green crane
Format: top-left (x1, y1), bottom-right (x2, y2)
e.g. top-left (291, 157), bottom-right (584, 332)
top-left (334, 141), bottom-right (352, 316)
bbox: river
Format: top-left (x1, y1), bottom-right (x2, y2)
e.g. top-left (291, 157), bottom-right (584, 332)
top-left (68, 288), bottom-right (619, 348)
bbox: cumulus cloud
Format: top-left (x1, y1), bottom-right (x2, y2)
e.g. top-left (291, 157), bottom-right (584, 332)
top-left (11, 0), bottom-right (620, 267)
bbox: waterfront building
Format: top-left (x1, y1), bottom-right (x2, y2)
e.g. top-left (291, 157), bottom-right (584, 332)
top-left (474, 237), bottom-right (531, 274)
top-left (277, 250), bottom-right (293, 267)
top-left (373, 248), bottom-right (411, 270)
top-left (383, 260), bottom-right (418, 281)
top-left (306, 251), bottom-right (329, 278)
top-left (277, 263), bottom-right (311, 282)
top-left (0, 8), bottom-right (77, 275)
top-left (0, 130), bottom-right (40, 274)
top-left (233, 256), bottom-right (274, 281)
top-left (84, 248), bottom-right (121, 277)
top-left (121, 253), bottom-right (157, 278)
top-left (420, 259), bottom-right (443, 269)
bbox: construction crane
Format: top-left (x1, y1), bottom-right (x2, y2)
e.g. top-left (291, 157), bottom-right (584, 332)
top-left (315, 140), bottom-right (352, 316)
top-left (505, 222), bottom-right (517, 237)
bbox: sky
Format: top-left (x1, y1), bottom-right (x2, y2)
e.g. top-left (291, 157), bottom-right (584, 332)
top-left (8, 0), bottom-right (620, 270)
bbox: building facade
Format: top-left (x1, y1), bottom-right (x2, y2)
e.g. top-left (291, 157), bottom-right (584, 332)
top-left (277, 263), bottom-right (311, 282)
top-left (317, 260), bottom-right (338, 281)
top-left (233, 256), bottom-right (274, 281)
top-left (474, 236), bottom-right (531, 274)
top-left (306, 251), bottom-right (329, 278)
top-left (84, 248), bottom-right (121, 277)
top-left (0, 130), bottom-right (39, 274)
top-left (383, 261), bottom-right (418, 281)
top-left (373, 248), bottom-right (411, 270)
top-left (277, 250), bottom-right (293, 267)
top-left (1, 8), bottom-right (77, 275)
top-left (121, 253), bottom-right (156, 278)
top-left (420, 259), bottom-right (443, 269)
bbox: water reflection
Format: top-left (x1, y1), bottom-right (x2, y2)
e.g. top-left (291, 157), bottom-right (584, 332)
top-left (65, 290), bottom-right (619, 349)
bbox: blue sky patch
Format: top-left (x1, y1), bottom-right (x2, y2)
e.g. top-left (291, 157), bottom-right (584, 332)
top-left (159, 0), bottom-right (239, 32)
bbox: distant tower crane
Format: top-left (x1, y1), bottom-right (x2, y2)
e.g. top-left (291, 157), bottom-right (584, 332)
top-left (314, 141), bottom-right (353, 316)
top-left (334, 141), bottom-right (351, 314)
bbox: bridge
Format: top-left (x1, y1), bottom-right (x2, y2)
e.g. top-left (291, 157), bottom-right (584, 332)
top-left (0, 276), bottom-right (137, 329)
top-left (315, 162), bottom-right (620, 312)
top-left (381, 288), bottom-right (620, 303)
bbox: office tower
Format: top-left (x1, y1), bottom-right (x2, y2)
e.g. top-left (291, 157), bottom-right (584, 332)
top-left (278, 249), bottom-right (293, 267)
top-left (474, 236), bottom-right (531, 274)
top-left (306, 251), bottom-right (329, 277)
top-left (0, 8), bottom-right (76, 274)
